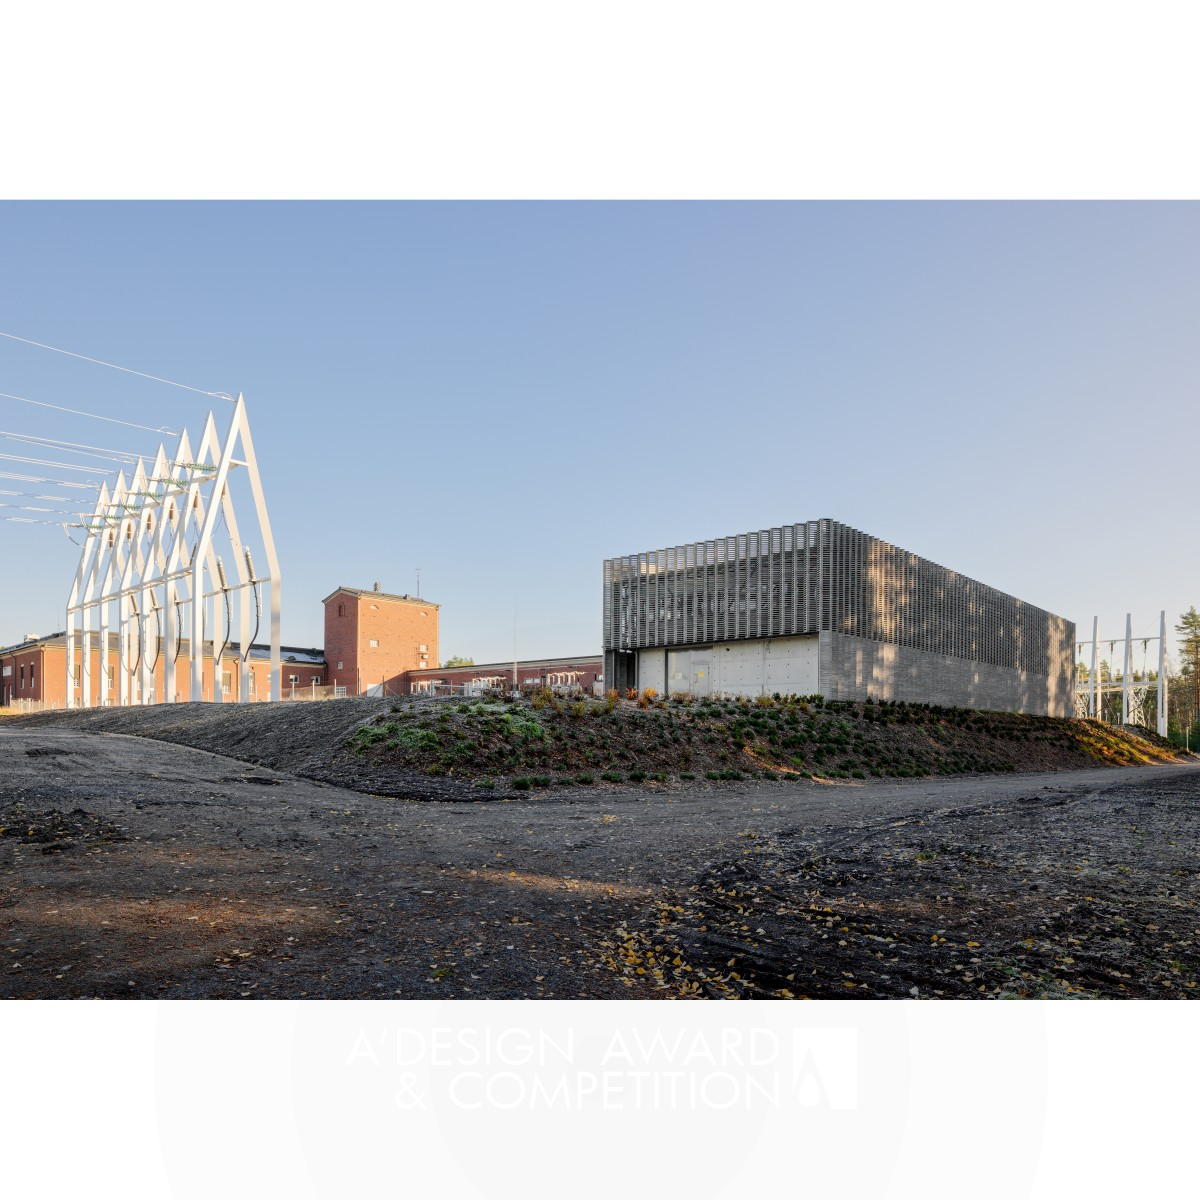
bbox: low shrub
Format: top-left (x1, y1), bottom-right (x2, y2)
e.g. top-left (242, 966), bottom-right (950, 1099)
top-left (512, 777), bottom-right (532, 789)
top-left (601, 771), bottom-right (623, 783)
top-left (628, 769), bottom-right (647, 782)
top-left (349, 725), bottom-right (392, 749)
top-left (505, 716), bottom-right (547, 743)
top-left (575, 773), bottom-right (595, 785)
top-left (531, 776), bottom-right (553, 788)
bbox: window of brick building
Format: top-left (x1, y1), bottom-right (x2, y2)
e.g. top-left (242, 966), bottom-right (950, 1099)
top-left (338, 604), bottom-right (345, 617)
top-left (368, 639), bottom-right (379, 648)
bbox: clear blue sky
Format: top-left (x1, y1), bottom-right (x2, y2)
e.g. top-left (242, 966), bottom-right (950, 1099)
top-left (1, 202), bottom-right (1196, 666)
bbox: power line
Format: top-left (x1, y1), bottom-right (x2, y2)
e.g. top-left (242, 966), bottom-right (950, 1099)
top-left (0, 451), bottom-right (108, 475)
top-left (0, 389), bottom-right (179, 435)
top-left (0, 429), bottom-right (150, 464)
top-left (0, 330), bottom-right (233, 401)
top-left (0, 514), bottom-right (78, 527)
top-left (0, 502), bottom-right (92, 516)
top-left (0, 470), bottom-right (99, 489)
top-left (0, 488), bottom-right (79, 502)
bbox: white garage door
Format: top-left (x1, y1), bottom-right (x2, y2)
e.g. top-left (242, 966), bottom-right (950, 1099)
top-left (666, 648), bottom-right (713, 697)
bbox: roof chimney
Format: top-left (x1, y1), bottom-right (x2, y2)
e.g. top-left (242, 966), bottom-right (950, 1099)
top-left (373, 581), bottom-right (380, 592)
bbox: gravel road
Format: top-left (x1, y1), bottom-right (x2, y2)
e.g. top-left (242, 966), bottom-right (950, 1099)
top-left (2, 721), bottom-right (1197, 999)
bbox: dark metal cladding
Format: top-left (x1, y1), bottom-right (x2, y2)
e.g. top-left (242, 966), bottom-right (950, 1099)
top-left (602, 518), bottom-right (1071, 678)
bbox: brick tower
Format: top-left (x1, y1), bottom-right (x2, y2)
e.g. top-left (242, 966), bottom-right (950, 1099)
top-left (322, 584), bottom-right (439, 696)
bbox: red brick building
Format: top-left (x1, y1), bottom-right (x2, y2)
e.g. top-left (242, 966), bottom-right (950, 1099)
top-left (3, 582), bottom-right (601, 707)
top-left (0, 632), bottom-right (324, 709)
top-left (323, 585), bottom-right (439, 697)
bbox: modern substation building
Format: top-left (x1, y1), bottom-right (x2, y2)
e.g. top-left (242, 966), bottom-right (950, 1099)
top-left (602, 519), bottom-right (1076, 717)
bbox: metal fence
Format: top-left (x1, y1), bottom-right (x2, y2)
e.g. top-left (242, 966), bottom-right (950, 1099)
top-left (3, 698), bottom-right (66, 714)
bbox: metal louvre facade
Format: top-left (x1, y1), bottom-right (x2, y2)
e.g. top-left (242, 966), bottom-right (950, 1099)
top-left (603, 519), bottom-right (1071, 680)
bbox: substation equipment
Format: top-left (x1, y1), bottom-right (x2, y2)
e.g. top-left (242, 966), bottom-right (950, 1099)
top-left (64, 395), bottom-right (281, 705)
top-left (1074, 612), bottom-right (1167, 736)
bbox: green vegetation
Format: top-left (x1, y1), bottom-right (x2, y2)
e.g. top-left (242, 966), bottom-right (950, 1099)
top-left (345, 690), bottom-right (1185, 790)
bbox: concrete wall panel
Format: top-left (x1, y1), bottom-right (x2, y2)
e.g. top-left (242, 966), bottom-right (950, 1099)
top-left (819, 630), bottom-right (1075, 718)
top-left (764, 635), bottom-right (820, 696)
top-left (637, 648), bottom-right (666, 694)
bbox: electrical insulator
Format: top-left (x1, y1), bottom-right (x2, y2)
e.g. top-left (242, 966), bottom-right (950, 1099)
top-left (216, 557), bottom-right (229, 589)
top-left (244, 549), bottom-right (256, 581)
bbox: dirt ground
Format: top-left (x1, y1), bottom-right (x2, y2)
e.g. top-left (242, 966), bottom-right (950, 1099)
top-left (2, 715), bottom-right (1197, 1000)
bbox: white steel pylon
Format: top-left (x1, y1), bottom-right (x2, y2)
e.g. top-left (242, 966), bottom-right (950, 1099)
top-left (65, 395), bottom-right (281, 706)
top-left (1075, 611), bottom-right (1167, 737)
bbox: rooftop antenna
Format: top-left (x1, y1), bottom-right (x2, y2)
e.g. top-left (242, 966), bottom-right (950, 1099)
top-left (415, 567), bottom-right (421, 597)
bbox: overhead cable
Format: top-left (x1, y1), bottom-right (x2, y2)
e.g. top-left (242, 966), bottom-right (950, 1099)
top-left (0, 390), bottom-right (178, 435)
top-left (0, 330), bottom-right (234, 401)
top-left (0, 502), bottom-right (89, 516)
top-left (0, 488), bottom-right (77, 502)
top-left (0, 514), bottom-right (77, 527)
top-left (0, 451), bottom-right (111, 474)
top-left (0, 333), bottom-right (232, 403)
top-left (0, 430), bottom-right (148, 464)
top-left (0, 470), bottom-right (98, 489)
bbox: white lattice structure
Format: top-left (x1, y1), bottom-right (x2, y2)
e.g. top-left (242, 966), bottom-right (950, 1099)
top-left (65, 395), bottom-right (280, 706)
top-left (1075, 612), bottom-right (1167, 736)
